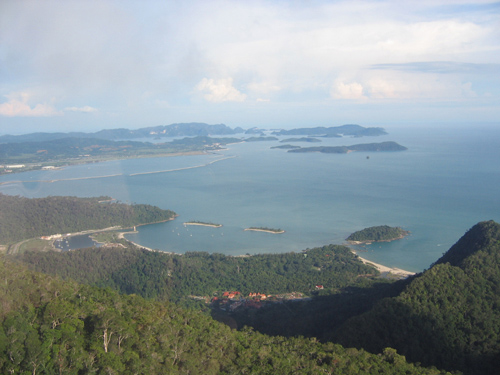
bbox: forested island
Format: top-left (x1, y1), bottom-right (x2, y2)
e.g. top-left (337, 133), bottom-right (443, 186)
top-left (272, 124), bottom-right (387, 137)
top-left (270, 144), bottom-right (301, 149)
top-left (346, 225), bottom-right (410, 244)
top-left (243, 136), bottom-right (279, 142)
top-left (287, 141), bottom-right (407, 154)
top-left (280, 137), bottom-right (321, 143)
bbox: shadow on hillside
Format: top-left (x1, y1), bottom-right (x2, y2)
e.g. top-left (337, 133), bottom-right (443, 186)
top-left (333, 297), bottom-right (497, 375)
top-left (211, 279), bottom-right (409, 341)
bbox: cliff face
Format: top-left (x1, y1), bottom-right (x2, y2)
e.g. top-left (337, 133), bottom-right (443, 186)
top-left (335, 220), bottom-right (500, 375)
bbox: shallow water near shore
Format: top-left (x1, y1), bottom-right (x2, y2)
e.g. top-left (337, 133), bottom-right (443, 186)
top-left (2, 124), bottom-right (499, 272)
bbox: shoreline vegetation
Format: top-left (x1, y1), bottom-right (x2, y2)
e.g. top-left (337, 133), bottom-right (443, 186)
top-left (184, 221), bottom-right (223, 228)
top-left (8, 223), bottom-right (416, 278)
top-left (346, 225), bottom-right (410, 244)
top-left (84, 229), bottom-right (417, 278)
top-left (1, 192), bottom-right (416, 277)
top-left (244, 227), bottom-right (285, 234)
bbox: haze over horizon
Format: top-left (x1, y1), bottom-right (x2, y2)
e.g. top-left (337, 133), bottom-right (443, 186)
top-left (1, 0), bottom-right (499, 135)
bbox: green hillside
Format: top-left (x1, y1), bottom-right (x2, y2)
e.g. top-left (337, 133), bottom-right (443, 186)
top-left (3, 193), bottom-right (499, 374)
top-left (13, 244), bottom-right (380, 307)
top-left (0, 257), bottom-right (449, 374)
top-left (0, 194), bottom-right (176, 244)
top-left (335, 221), bottom-right (500, 375)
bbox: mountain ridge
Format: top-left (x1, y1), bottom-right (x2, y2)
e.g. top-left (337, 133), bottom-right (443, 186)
top-left (0, 122), bottom-right (244, 143)
top-left (333, 220), bottom-right (500, 374)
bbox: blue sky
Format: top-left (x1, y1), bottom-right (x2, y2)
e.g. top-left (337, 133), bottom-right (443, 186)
top-left (1, 0), bottom-right (499, 134)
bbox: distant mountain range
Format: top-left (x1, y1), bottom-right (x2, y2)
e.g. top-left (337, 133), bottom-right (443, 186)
top-left (0, 123), bottom-right (245, 143)
top-left (0, 123), bottom-right (386, 143)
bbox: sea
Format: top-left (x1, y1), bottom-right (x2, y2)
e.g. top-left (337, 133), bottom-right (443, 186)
top-left (1, 124), bottom-right (499, 273)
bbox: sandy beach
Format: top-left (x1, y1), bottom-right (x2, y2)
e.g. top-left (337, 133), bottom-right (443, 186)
top-left (352, 250), bottom-right (416, 278)
top-left (184, 222), bottom-right (222, 228)
top-left (244, 228), bottom-right (285, 234)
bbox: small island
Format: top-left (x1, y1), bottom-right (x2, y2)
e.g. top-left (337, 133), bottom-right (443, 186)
top-left (270, 144), bottom-right (301, 150)
top-left (346, 225), bottom-right (409, 244)
top-left (288, 141), bottom-right (407, 154)
top-left (244, 136), bottom-right (279, 142)
top-left (280, 137), bottom-right (321, 143)
top-left (184, 221), bottom-right (222, 228)
top-left (244, 227), bottom-right (285, 234)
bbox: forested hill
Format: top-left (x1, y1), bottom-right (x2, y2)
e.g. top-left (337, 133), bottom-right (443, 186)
top-left (0, 256), bottom-right (451, 374)
top-left (0, 122), bottom-right (244, 143)
top-left (12, 244), bottom-right (379, 305)
top-left (334, 220), bottom-right (500, 375)
top-left (432, 219), bottom-right (500, 267)
top-left (0, 194), bottom-right (176, 243)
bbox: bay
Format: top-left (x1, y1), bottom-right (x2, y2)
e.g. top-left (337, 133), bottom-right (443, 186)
top-left (1, 124), bottom-right (499, 272)
top-left (53, 234), bottom-right (102, 252)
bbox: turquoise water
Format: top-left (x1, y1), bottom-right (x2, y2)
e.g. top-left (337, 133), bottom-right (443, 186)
top-left (1, 125), bottom-right (499, 272)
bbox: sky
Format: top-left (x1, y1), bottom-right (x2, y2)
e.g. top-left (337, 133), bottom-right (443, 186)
top-left (0, 0), bottom-right (499, 134)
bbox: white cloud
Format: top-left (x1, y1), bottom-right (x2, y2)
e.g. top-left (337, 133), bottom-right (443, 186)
top-left (0, 0), bottom-right (498, 130)
top-left (0, 92), bottom-right (61, 117)
top-left (367, 78), bottom-right (398, 99)
top-left (64, 106), bottom-right (97, 113)
top-left (195, 78), bottom-right (247, 103)
top-left (247, 81), bottom-right (281, 95)
top-left (331, 70), bottom-right (479, 101)
top-left (331, 82), bottom-right (366, 100)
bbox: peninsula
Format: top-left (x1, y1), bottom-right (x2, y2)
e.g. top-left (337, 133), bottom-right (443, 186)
top-left (346, 225), bottom-right (410, 244)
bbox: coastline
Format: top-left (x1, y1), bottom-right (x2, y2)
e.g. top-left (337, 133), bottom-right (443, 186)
top-left (1, 155), bottom-right (236, 186)
top-left (184, 222), bottom-right (222, 228)
top-left (0, 150), bottom-right (209, 178)
top-left (117, 231), bottom-right (161, 252)
top-left (118, 217), bottom-right (178, 252)
top-left (351, 250), bottom-right (415, 278)
top-left (26, 218), bottom-right (414, 276)
top-left (244, 228), bottom-right (285, 234)
top-left (120, 236), bottom-right (415, 279)
top-left (346, 232), bottom-right (410, 245)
